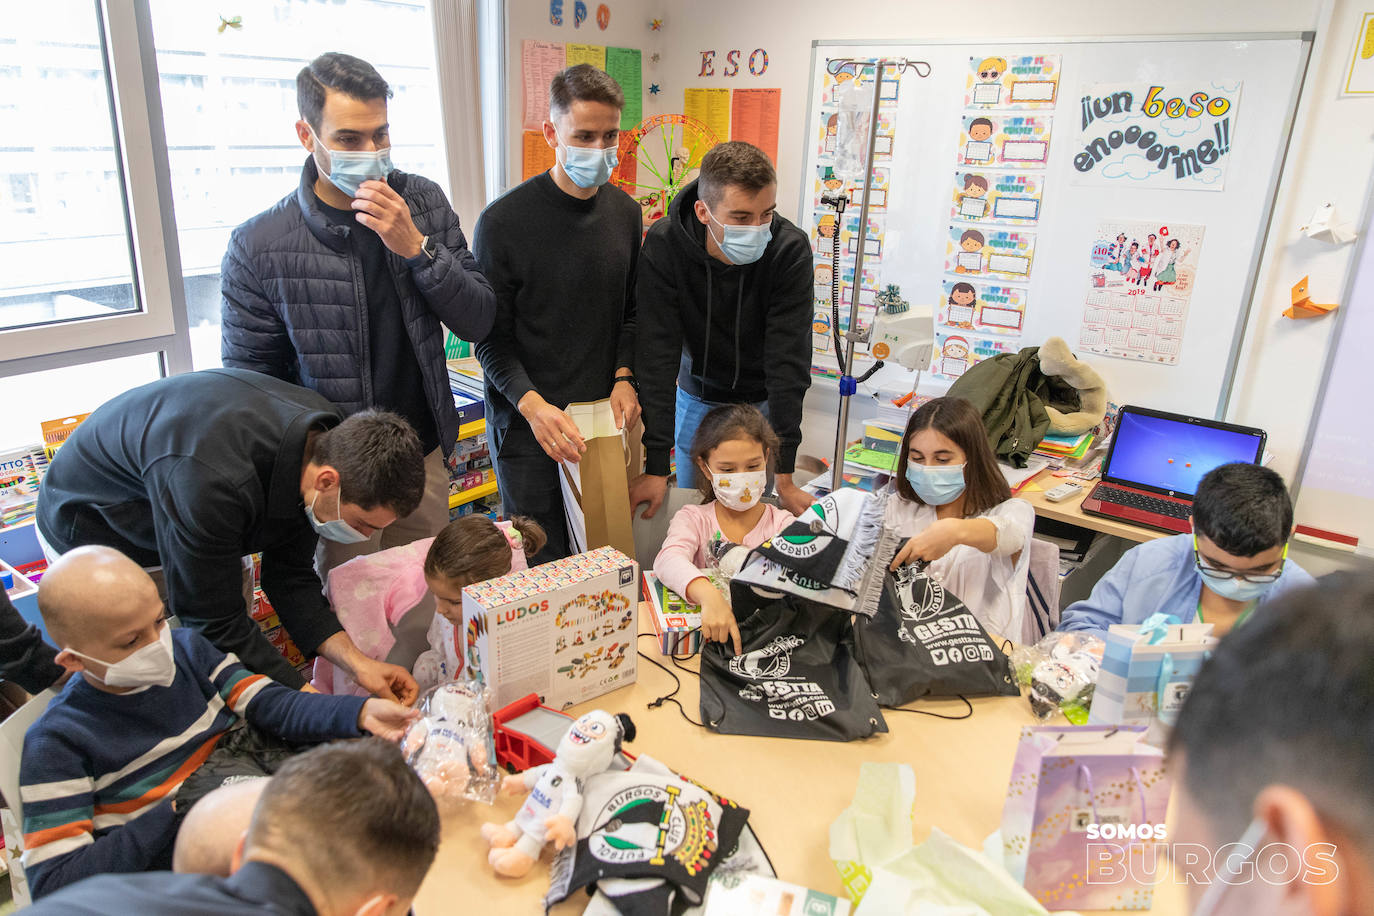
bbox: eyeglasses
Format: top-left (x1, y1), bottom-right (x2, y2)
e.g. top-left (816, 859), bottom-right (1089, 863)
top-left (979, 70), bottom-right (1001, 79)
top-left (1192, 535), bottom-right (1288, 583)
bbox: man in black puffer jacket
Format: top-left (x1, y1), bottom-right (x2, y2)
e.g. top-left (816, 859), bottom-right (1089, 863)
top-left (221, 52), bottom-right (494, 586)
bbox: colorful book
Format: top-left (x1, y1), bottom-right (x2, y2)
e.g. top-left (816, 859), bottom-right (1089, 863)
top-left (844, 442), bottom-right (899, 474)
top-left (642, 570), bottom-right (702, 656)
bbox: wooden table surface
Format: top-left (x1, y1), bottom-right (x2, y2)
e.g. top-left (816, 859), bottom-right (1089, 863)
top-left (1020, 470), bottom-right (1168, 545)
top-left (413, 607), bottom-right (1187, 915)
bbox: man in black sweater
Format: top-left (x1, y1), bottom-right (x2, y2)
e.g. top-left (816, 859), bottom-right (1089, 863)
top-left (474, 64), bottom-right (642, 564)
top-left (35, 369), bottom-right (423, 698)
top-left (631, 142), bottom-right (815, 518)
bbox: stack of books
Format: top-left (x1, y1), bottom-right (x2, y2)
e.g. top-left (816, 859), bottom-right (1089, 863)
top-left (1034, 431), bottom-right (1094, 462)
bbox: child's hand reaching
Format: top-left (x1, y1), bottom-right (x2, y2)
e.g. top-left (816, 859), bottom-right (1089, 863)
top-left (698, 587), bottom-right (742, 656)
top-left (890, 518), bottom-right (968, 569)
top-left (358, 698), bottom-right (421, 742)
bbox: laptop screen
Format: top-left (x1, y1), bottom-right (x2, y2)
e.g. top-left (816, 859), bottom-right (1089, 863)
top-left (1106, 410), bottom-right (1265, 497)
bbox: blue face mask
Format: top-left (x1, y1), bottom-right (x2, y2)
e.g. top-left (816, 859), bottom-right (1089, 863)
top-left (306, 488), bottom-right (370, 545)
top-left (905, 461), bottom-right (966, 506)
top-left (707, 211), bottom-right (773, 265)
top-left (1200, 571), bottom-right (1279, 604)
top-left (312, 127), bottom-right (394, 198)
top-left (558, 135), bottom-right (618, 189)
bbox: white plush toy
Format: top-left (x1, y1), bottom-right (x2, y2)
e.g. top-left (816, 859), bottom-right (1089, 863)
top-left (402, 682), bottom-right (495, 803)
top-left (480, 709), bottom-right (635, 877)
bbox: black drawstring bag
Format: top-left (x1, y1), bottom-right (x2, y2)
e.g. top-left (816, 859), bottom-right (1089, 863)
top-left (855, 563), bottom-right (1020, 706)
top-left (699, 585), bottom-right (887, 742)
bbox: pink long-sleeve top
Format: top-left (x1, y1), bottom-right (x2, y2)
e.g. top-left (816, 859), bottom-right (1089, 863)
top-left (652, 501), bottom-right (797, 599)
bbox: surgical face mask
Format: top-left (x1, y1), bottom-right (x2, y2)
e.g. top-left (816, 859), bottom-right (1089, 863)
top-left (710, 469), bottom-right (767, 512)
top-left (311, 126), bottom-right (394, 198)
top-left (307, 487), bottom-right (371, 544)
top-left (905, 461), bottom-right (966, 506)
top-left (557, 133), bottom-right (617, 189)
top-left (70, 624), bottom-right (176, 690)
top-left (707, 211), bottom-right (772, 265)
top-left (1200, 572), bottom-right (1278, 604)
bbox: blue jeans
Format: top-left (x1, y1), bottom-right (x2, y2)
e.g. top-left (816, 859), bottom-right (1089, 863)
top-left (674, 387), bottom-right (770, 490)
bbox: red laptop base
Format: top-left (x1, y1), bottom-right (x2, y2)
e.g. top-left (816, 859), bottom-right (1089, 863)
top-left (1081, 482), bottom-right (1192, 535)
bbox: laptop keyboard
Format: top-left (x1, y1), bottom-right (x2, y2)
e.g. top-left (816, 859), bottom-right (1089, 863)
top-left (1097, 485), bottom-right (1192, 519)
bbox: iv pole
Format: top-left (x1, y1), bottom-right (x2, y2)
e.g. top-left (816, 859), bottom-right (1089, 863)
top-left (829, 57), bottom-right (929, 493)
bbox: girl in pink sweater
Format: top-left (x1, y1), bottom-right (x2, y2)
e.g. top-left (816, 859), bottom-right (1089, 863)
top-left (653, 405), bottom-right (796, 655)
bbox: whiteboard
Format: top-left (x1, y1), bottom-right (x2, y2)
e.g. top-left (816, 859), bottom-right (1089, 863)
top-left (798, 34), bottom-right (1312, 417)
top-left (1292, 179), bottom-right (1374, 555)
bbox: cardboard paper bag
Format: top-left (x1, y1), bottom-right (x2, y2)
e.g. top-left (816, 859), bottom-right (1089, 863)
top-left (1088, 616), bottom-right (1215, 733)
top-left (560, 399), bottom-right (635, 557)
top-left (1000, 725), bottom-right (1172, 911)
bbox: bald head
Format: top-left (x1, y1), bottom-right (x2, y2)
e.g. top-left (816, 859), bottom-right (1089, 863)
top-left (39, 545), bottom-right (162, 654)
top-left (174, 778), bottom-right (268, 877)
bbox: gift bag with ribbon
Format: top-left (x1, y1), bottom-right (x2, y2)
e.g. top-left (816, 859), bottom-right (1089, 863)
top-left (999, 725), bottom-right (1172, 911)
top-left (1087, 613), bottom-right (1216, 733)
top-left (853, 562), bottom-right (1020, 705)
top-left (560, 399), bottom-right (636, 558)
top-left (700, 595), bottom-right (887, 742)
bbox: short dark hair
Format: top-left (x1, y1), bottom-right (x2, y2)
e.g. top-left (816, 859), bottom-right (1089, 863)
top-left (698, 141), bottom-right (776, 208)
top-left (425, 515), bottom-right (546, 585)
top-left (1170, 573), bottom-right (1374, 851)
top-left (247, 739), bottom-right (440, 898)
top-left (1191, 462), bottom-right (1293, 556)
top-left (960, 229), bottom-right (985, 245)
top-left (549, 63), bottom-right (624, 118)
top-left (689, 404), bottom-right (780, 501)
top-left (311, 410), bottom-right (424, 516)
top-left (297, 52), bottom-right (392, 130)
top-left (970, 117), bottom-right (994, 130)
top-left (896, 396), bottom-right (1011, 515)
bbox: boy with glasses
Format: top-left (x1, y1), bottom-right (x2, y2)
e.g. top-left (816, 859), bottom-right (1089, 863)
top-left (1059, 463), bottom-right (1314, 637)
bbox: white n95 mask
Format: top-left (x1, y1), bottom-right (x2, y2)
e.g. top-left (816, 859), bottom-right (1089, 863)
top-left (69, 624), bottom-right (176, 690)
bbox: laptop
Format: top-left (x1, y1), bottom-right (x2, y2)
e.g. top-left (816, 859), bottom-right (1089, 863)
top-left (1081, 406), bottom-right (1266, 534)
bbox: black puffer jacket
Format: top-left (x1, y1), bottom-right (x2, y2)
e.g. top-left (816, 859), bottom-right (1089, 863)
top-left (220, 157), bottom-right (494, 455)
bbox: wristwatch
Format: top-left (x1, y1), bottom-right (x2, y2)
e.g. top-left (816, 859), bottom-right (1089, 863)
top-left (614, 373), bottom-right (639, 393)
top-left (420, 234), bottom-right (438, 261)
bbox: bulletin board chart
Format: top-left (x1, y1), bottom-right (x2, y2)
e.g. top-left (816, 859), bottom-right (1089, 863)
top-left (799, 34), bottom-right (1313, 418)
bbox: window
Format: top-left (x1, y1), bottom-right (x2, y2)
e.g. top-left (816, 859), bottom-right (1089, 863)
top-left (147, 0), bottom-right (451, 369)
top-left (0, 4), bottom-right (138, 333)
top-left (0, 353), bottom-right (163, 452)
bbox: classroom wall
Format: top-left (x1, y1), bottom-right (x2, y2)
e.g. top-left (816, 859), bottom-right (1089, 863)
top-left (653, 0), bottom-right (1371, 497)
top-left (502, 0), bottom-right (664, 191)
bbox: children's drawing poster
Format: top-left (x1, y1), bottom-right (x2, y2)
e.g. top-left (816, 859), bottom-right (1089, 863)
top-left (819, 110), bottom-right (896, 161)
top-left (950, 171), bottom-right (1044, 223)
top-left (944, 225), bottom-right (1035, 280)
top-left (939, 279), bottom-right (1027, 336)
top-left (814, 165), bottom-right (889, 213)
top-left (1071, 82), bottom-right (1241, 191)
top-left (964, 54), bottom-right (1061, 108)
top-left (959, 114), bottom-right (1052, 169)
top-left (933, 332), bottom-right (1018, 381)
top-left (1079, 218), bottom-right (1206, 365)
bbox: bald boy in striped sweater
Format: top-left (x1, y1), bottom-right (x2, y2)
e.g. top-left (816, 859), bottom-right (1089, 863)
top-left (18, 546), bottom-right (418, 898)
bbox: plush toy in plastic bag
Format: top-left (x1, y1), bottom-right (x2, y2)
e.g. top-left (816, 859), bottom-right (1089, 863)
top-left (401, 680), bottom-right (500, 806)
top-left (1011, 632), bottom-right (1105, 722)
